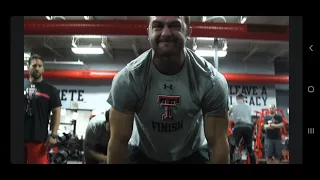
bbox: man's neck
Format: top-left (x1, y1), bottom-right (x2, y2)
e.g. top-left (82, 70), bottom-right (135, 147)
top-left (152, 50), bottom-right (185, 75)
top-left (29, 77), bottom-right (43, 83)
top-left (270, 113), bottom-right (276, 116)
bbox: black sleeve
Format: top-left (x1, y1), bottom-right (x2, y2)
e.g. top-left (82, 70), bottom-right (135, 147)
top-left (263, 116), bottom-right (269, 124)
top-left (50, 86), bottom-right (62, 109)
top-left (276, 115), bottom-right (283, 123)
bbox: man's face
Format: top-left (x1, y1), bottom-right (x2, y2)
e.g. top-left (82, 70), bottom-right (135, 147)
top-left (269, 105), bottom-right (276, 114)
top-left (28, 59), bottom-right (44, 80)
top-left (148, 16), bottom-right (187, 57)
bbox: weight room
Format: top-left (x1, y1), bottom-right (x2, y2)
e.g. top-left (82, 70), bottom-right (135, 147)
top-left (23, 16), bottom-right (289, 164)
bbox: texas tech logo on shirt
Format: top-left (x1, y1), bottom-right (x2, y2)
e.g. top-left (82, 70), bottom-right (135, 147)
top-left (152, 95), bottom-right (183, 133)
top-left (157, 95), bottom-right (180, 120)
top-left (27, 85), bottom-right (37, 100)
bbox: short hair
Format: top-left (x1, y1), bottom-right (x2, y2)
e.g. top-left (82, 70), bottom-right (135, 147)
top-left (28, 54), bottom-right (44, 65)
top-left (105, 109), bottom-right (110, 122)
top-left (236, 93), bottom-right (245, 99)
top-left (269, 104), bottom-right (276, 108)
top-left (148, 16), bottom-right (191, 35)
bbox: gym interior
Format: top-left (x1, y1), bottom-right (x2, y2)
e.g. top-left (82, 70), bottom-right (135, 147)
top-left (23, 16), bottom-right (289, 164)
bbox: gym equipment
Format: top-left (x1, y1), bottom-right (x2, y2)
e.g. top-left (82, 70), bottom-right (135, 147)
top-left (228, 120), bottom-right (253, 164)
top-left (57, 132), bottom-right (72, 143)
top-left (51, 150), bottom-right (69, 164)
top-left (49, 132), bottom-right (84, 164)
top-left (50, 120), bottom-right (77, 137)
top-left (68, 149), bottom-right (83, 161)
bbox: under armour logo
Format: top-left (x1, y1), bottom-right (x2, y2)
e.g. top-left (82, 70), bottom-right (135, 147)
top-left (164, 84), bottom-right (173, 90)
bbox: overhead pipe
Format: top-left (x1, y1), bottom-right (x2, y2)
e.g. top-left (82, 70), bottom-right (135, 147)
top-left (23, 70), bottom-right (289, 84)
top-left (24, 20), bottom-right (289, 41)
top-left (45, 61), bottom-right (84, 65)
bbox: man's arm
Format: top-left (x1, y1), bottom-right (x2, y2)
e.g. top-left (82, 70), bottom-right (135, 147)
top-left (202, 72), bottom-right (230, 164)
top-left (263, 117), bottom-right (274, 130)
top-left (271, 116), bottom-right (284, 129)
top-left (84, 125), bottom-right (107, 163)
top-left (108, 108), bottom-right (134, 164)
top-left (106, 67), bottom-right (138, 164)
top-left (50, 87), bottom-right (62, 135)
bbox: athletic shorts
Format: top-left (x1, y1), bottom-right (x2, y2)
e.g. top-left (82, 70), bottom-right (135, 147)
top-left (232, 125), bottom-right (253, 147)
top-left (264, 139), bottom-right (283, 158)
top-left (24, 142), bottom-right (49, 164)
top-left (128, 145), bottom-right (209, 164)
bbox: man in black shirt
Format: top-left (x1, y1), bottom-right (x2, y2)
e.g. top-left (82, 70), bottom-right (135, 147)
top-left (24, 54), bottom-right (62, 164)
top-left (263, 104), bottom-right (284, 164)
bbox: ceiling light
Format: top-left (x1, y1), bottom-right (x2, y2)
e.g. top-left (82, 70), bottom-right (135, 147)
top-left (101, 42), bottom-right (106, 48)
top-left (24, 65), bottom-right (28, 71)
top-left (222, 43), bottom-right (228, 51)
top-left (73, 35), bottom-right (102, 39)
top-left (241, 16), bottom-right (247, 24)
top-left (84, 16), bottom-right (90, 20)
top-left (46, 16), bottom-right (51, 20)
top-left (72, 42), bottom-right (77, 48)
top-left (71, 47), bottom-right (104, 55)
top-left (197, 37), bottom-right (215, 41)
top-left (195, 50), bottom-right (227, 58)
top-left (45, 61), bottom-right (84, 65)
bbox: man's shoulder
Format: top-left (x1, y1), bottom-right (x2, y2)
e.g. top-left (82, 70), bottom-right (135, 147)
top-left (125, 49), bottom-right (152, 74)
top-left (114, 49), bottom-right (151, 85)
top-left (41, 80), bottom-right (58, 91)
top-left (113, 50), bottom-right (151, 88)
top-left (275, 114), bottom-right (283, 120)
top-left (186, 48), bottom-right (215, 73)
top-left (186, 48), bottom-right (226, 84)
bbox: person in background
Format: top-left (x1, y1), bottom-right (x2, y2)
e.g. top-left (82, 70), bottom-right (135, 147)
top-left (83, 110), bottom-right (110, 164)
top-left (228, 93), bottom-right (256, 164)
top-left (263, 104), bottom-right (284, 164)
top-left (24, 54), bottom-right (62, 164)
top-left (107, 16), bottom-right (229, 164)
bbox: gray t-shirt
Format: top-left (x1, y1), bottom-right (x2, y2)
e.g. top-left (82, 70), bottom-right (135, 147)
top-left (107, 48), bottom-right (229, 162)
top-left (231, 103), bottom-right (252, 125)
top-left (84, 115), bottom-right (109, 158)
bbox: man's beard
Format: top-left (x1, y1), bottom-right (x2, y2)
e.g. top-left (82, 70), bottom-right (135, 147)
top-left (31, 72), bottom-right (42, 79)
top-left (152, 36), bottom-right (184, 58)
top-left (153, 43), bottom-right (184, 58)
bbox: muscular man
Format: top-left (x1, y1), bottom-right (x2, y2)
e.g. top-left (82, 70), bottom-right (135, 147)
top-left (84, 110), bottom-right (110, 164)
top-left (228, 93), bottom-right (256, 164)
top-left (264, 104), bottom-right (284, 164)
top-left (107, 16), bottom-right (229, 164)
top-left (24, 54), bottom-right (61, 164)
